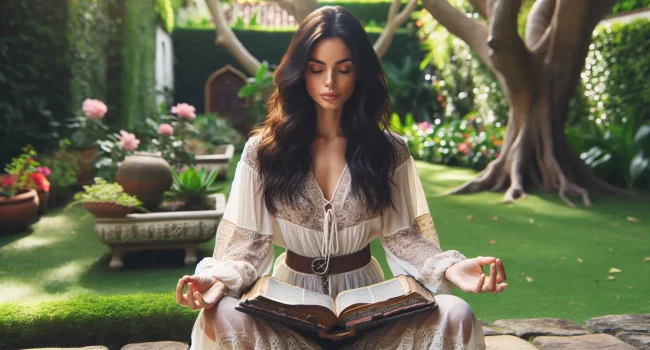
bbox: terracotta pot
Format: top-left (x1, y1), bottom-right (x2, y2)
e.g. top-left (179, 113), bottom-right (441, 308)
top-left (116, 152), bottom-right (173, 209)
top-left (64, 147), bottom-right (98, 186)
top-left (37, 190), bottom-right (49, 214)
top-left (84, 202), bottom-right (136, 218)
top-left (0, 189), bottom-right (40, 234)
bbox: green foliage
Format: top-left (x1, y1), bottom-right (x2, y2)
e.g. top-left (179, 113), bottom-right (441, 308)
top-left (383, 56), bottom-right (445, 124)
top-left (167, 167), bottom-right (222, 210)
top-left (173, 27), bottom-right (419, 114)
top-left (155, 0), bottom-right (175, 33)
top-left (1, 146), bottom-right (40, 197)
top-left (194, 114), bottom-right (243, 147)
top-left (238, 62), bottom-right (275, 124)
top-left (611, 0), bottom-right (650, 15)
top-left (38, 142), bottom-right (80, 204)
top-left (0, 293), bottom-right (196, 349)
top-left (392, 112), bottom-right (505, 170)
top-left (70, 178), bottom-right (144, 207)
top-left (0, 0), bottom-right (71, 167)
top-left (121, 0), bottom-right (158, 129)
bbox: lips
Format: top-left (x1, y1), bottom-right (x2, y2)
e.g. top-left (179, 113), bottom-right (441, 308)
top-left (319, 92), bottom-right (340, 101)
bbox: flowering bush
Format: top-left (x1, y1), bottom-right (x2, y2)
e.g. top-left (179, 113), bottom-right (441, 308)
top-left (393, 112), bottom-right (505, 170)
top-left (1, 145), bottom-right (51, 197)
top-left (67, 99), bottom-right (110, 150)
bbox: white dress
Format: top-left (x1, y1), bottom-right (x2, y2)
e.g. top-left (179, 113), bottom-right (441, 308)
top-left (189, 134), bottom-right (486, 350)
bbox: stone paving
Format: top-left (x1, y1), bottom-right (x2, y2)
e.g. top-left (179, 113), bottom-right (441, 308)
top-left (21, 314), bottom-right (650, 350)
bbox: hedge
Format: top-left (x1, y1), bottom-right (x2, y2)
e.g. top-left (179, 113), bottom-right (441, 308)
top-left (173, 27), bottom-right (421, 114)
top-left (611, 0), bottom-right (650, 15)
top-left (0, 293), bottom-right (197, 350)
top-left (317, 0), bottom-right (423, 26)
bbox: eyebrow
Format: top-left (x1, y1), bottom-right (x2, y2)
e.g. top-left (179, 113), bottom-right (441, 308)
top-left (308, 58), bottom-right (353, 65)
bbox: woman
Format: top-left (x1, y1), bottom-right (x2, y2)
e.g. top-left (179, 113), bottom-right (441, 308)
top-left (176, 6), bottom-right (507, 349)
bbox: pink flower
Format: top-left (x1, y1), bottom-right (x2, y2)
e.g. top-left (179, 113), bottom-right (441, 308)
top-left (171, 103), bottom-right (196, 120)
top-left (37, 166), bottom-right (52, 176)
top-left (117, 130), bottom-right (140, 151)
top-left (418, 122), bottom-right (431, 131)
top-left (458, 143), bottom-right (470, 155)
top-left (82, 99), bottom-right (108, 120)
top-left (157, 123), bottom-right (174, 136)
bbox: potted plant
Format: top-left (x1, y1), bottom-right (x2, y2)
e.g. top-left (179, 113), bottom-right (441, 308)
top-left (164, 166), bottom-right (222, 211)
top-left (0, 146), bottom-right (42, 233)
top-left (66, 99), bottom-right (109, 185)
top-left (68, 178), bottom-right (146, 218)
top-left (39, 140), bottom-right (81, 208)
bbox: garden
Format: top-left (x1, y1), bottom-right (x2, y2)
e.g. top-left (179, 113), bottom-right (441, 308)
top-left (1, 0), bottom-right (649, 349)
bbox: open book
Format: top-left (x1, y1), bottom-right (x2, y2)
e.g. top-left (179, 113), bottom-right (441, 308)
top-left (235, 275), bottom-right (437, 340)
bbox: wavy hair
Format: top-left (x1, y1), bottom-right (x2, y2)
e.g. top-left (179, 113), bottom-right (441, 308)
top-left (252, 5), bottom-right (400, 215)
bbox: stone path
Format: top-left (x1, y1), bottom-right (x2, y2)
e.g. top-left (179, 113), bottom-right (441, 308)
top-left (21, 314), bottom-right (650, 350)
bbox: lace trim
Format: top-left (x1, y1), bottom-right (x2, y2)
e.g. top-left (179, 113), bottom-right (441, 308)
top-left (383, 215), bottom-right (445, 269)
top-left (414, 213), bottom-right (440, 247)
top-left (213, 332), bottom-right (320, 349)
top-left (242, 134), bottom-right (262, 172)
top-left (213, 219), bottom-right (272, 268)
top-left (386, 131), bottom-right (412, 168)
top-left (345, 328), bottom-right (465, 350)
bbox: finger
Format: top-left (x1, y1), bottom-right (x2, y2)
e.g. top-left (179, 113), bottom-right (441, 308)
top-left (204, 282), bottom-right (227, 307)
top-left (474, 274), bottom-right (485, 293)
top-left (176, 278), bottom-right (187, 305)
top-left (475, 256), bottom-right (497, 266)
top-left (496, 259), bottom-right (507, 282)
top-left (193, 291), bottom-right (210, 309)
top-left (186, 283), bottom-right (197, 310)
top-left (484, 263), bottom-right (497, 292)
top-left (492, 283), bottom-right (508, 295)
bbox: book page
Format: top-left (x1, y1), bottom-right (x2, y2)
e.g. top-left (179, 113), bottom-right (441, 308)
top-left (408, 277), bottom-right (435, 302)
top-left (264, 278), bottom-right (335, 312)
top-left (335, 278), bottom-right (406, 315)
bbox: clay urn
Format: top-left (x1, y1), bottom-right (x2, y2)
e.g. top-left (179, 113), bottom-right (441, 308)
top-left (116, 152), bottom-right (172, 210)
top-left (0, 189), bottom-right (40, 234)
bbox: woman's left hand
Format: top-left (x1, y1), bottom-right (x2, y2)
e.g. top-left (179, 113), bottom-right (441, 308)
top-left (444, 256), bottom-right (508, 294)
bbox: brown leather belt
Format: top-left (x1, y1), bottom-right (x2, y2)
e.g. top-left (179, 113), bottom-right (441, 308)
top-left (285, 245), bottom-right (372, 294)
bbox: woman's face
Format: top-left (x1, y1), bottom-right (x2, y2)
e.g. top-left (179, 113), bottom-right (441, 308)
top-left (304, 37), bottom-right (356, 112)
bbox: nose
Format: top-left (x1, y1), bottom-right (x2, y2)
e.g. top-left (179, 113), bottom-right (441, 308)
top-left (325, 70), bottom-right (335, 88)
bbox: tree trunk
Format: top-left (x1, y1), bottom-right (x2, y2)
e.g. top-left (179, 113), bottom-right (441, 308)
top-left (446, 63), bottom-right (629, 206)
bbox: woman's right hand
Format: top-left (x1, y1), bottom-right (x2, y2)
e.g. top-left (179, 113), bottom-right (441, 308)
top-left (176, 274), bottom-right (229, 310)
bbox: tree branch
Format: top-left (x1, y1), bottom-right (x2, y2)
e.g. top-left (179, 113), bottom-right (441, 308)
top-left (421, 0), bottom-right (491, 68)
top-left (374, 0), bottom-right (418, 58)
top-left (205, 0), bottom-right (260, 76)
top-left (486, 0), bottom-right (531, 94)
top-left (525, 0), bottom-right (556, 49)
top-left (272, 0), bottom-right (317, 23)
top-left (468, 0), bottom-right (488, 19)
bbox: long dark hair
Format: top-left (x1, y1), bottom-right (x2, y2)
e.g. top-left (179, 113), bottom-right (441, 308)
top-left (253, 5), bottom-right (399, 215)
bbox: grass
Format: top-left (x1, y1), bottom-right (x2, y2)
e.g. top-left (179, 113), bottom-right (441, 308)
top-left (1, 156), bottom-right (649, 326)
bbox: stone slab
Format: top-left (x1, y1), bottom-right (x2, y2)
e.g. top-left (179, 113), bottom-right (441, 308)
top-left (121, 342), bottom-right (189, 350)
top-left (533, 333), bottom-right (637, 350)
top-left (585, 313), bottom-right (650, 333)
top-left (21, 347), bottom-right (108, 350)
top-left (485, 335), bottom-right (537, 349)
top-left (492, 318), bottom-right (590, 338)
top-left (617, 331), bottom-right (650, 350)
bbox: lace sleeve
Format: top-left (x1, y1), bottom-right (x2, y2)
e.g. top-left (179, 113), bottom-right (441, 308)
top-left (380, 140), bottom-right (466, 294)
top-left (194, 136), bottom-right (275, 297)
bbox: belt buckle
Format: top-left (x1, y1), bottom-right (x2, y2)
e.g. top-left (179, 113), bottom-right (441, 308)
top-left (311, 257), bottom-right (328, 275)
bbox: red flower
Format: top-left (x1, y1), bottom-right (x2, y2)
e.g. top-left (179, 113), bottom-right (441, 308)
top-left (28, 173), bottom-right (50, 192)
top-left (1, 176), bottom-right (14, 187)
top-left (458, 143), bottom-right (471, 155)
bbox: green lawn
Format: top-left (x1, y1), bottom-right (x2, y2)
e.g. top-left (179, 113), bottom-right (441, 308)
top-left (0, 158), bottom-right (648, 324)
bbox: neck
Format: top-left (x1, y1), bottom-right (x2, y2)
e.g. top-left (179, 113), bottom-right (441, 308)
top-left (315, 106), bottom-right (343, 140)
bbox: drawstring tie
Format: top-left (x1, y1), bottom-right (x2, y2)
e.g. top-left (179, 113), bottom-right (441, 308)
top-left (311, 204), bottom-right (339, 295)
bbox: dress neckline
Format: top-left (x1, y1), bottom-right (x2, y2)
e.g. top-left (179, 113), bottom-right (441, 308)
top-left (310, 164), bottom-right (348, 204)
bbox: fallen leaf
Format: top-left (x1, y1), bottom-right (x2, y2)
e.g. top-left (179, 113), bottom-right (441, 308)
top-left (525, 276), bottom-right (533, 282)
top-left (577, 258), bottom-right (584, 263)
top-left (626, 285), bottom-right (634, 289)
top-left (560, 256), bottom-right (567, 260)
top-left (528, 218), bottom-right (535, 224)
top-left (627, 216), bottom-right (640, 223)
top-left (607, 275), bottom-right (615, 280)
top-left (611, 223), bottom-right (620, 227)
top-left (467, 215), bottom-right (473, 222)
top-left (489, 239), bottom-right (496, 245)
top-left (609, 267), bottom-right (622, 274)
top-left (644, 257), bottom-right (650, 262)
top-left (491, 216), bottom-right (499, 221)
